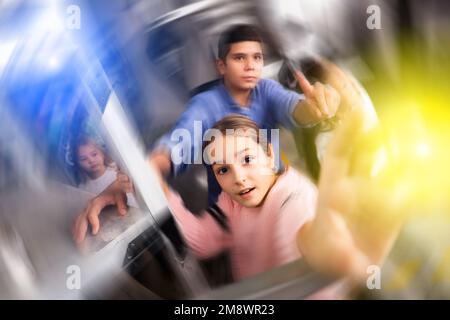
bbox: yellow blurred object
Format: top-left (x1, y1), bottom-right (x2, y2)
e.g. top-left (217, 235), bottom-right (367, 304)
top-left (385, 258), bottom-right (422, 291)
top-left (432, 247), bottom-right (450, 285)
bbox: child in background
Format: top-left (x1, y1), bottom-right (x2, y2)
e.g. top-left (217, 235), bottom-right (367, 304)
top-left (74, 135), bottom-right (118, 195)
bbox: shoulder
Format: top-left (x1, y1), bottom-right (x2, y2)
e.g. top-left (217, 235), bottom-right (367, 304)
top-left (184, 92), bottom-right (221, 119)
top-left (103, 167), bottom-right (118, 179)
top-left (78, 179), bottom-right (94, 194)
top-left (78, 180), bottom-right (88, 189)
top-left (186, 94), bottom-right (208, 110)
top-left (107, 162), bottom-right (119, 172)
top-left (269, 167), bottom-right (318, 209)
top-left (216, 191), bottom-right (235, 214)
top-left (256, 79), bottom-right (298, 103)
top-left (189, 83), bottom-right (223, 105)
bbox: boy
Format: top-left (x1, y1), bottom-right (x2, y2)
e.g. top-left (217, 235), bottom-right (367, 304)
top-left (150, 24), bottom-right (340, 203)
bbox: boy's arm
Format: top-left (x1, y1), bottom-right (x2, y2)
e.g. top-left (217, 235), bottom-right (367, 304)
top-left (150, 95), bottom-right (209, 177)
top-left (148, 149), bottom-right (172, 177)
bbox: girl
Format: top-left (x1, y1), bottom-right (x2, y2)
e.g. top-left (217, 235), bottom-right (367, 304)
top-left (165, 114), bottom-right (318, 281)
top-left (74, 135), bottom-right (118, 195)
top-left (74, 113), bottom-right (397, 294)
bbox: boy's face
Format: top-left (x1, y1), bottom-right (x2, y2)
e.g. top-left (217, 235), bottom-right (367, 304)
top-left (77, 143), bottom-right (106, 178)
top-left (209, 134), bottom-right (276, 208)
top-left (217, 41), bottom-right (264, 92)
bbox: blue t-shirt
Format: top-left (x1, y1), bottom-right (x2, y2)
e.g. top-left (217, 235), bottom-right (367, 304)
top-left (156, 78), bottom-right (304, 203)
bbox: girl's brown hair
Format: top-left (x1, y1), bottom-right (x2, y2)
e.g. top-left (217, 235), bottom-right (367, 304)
top-left (202, 114), bottom-right (287, 177)
top-left (202, 114), bottom-right (268, 154)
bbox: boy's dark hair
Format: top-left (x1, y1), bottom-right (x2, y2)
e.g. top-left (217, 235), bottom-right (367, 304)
top-left (217, 24), bottom-right (262, 61)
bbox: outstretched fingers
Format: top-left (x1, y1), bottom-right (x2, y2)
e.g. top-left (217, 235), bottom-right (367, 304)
top-left (294, 69), bottom-right (313, 97)
top-left (320, 110), bottom-right (365, 185)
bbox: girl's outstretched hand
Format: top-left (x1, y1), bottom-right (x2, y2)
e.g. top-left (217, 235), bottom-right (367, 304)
top-left (298, 110), bottom-right (408, 280)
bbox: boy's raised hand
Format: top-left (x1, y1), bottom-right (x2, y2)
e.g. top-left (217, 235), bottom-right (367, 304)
top-left (317, 59), bottom-right (369, 119)
top-left (293, 70), bottom-right (341, 126)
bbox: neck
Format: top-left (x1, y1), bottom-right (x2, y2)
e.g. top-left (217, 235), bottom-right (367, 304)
top-left (224, 80), bottom-right (252, 107)
top-left (267, 173), bottom-right (279, 194)
top-left (88, 166), bottom-right (106, 179)
top-left (254, 173), bottom-right (279, 208)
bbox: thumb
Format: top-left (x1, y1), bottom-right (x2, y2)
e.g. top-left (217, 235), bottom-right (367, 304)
top-left (294, 70), bottom-right (313, 97)
top-left (74, 215), bottom-right (88, 244)
top-left (88, 213), bottom-right (100, 236)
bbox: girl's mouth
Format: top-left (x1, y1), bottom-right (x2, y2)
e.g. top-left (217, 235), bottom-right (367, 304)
top-left (238, 187), bottom-right (255, 196)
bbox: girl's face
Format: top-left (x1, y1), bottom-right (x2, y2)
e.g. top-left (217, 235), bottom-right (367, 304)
top-left (77, 142), bottom-right (106, 179)
top-left (209, 134), bottom-right (277, 208)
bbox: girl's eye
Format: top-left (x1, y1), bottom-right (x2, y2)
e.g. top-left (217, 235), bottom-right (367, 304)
top-left (217, 167), bottom-right (228, 175)
top-left (244, 155), bottom-right (255, 164)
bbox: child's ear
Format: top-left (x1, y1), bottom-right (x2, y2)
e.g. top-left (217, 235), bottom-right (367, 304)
top-left (216, 59), bottom-right (226, 75)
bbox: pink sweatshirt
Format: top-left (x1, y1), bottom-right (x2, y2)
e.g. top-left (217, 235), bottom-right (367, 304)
top-left (167, 167), bottom-right (318, 281)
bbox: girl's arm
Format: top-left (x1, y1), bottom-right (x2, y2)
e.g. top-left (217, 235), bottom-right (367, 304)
top-left (119, 164), bottom-right (229, 259)
top-left (166, 190), bottom-right (229, 259)
top-left (297, 110), bottom-right (405, 280)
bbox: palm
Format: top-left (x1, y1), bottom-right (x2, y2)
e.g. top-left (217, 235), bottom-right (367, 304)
top-left (303, 111), bottom-right (407, 277)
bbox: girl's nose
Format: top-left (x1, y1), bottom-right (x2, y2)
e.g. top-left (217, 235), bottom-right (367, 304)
top-left (233, 166), bottom-right (247, 186)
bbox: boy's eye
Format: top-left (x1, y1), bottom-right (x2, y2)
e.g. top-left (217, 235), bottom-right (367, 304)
top-left (234, 56), bottom-right (245, 61)
top-left (216, 167), bottom-right (228, 175)
top-left (254, 54), bottom-right (263, 60)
